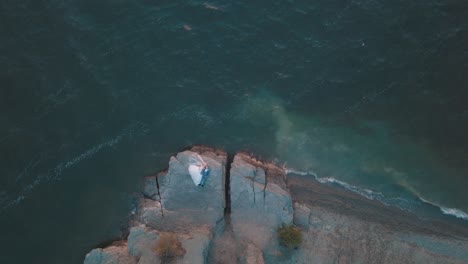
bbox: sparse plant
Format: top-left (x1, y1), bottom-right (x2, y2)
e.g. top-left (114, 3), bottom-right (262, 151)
top-left (278, 224), bottom-right (302, 249)
top-left (154, 233), bottom-right (186, 262)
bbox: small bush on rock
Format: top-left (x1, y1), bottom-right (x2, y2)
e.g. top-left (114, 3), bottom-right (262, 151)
top-left (278, 224), bottom-right (302, 249)
top-left (154, 233), bottom-right (186, 262)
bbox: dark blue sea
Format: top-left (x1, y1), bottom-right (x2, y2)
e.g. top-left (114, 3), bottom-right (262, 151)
top-left (1, 0), bottom-right (467, 263)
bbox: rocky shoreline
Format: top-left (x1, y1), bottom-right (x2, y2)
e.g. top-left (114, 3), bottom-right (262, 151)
top-left (84, 146), bottom-right (468, 264)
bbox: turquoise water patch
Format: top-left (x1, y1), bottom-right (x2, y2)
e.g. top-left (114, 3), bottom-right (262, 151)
top-left (267, 97), bottom-right (468, 217)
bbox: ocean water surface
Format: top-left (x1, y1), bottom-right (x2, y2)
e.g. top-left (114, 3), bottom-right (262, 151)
top-left (1, 0), bottom-right (467, 263)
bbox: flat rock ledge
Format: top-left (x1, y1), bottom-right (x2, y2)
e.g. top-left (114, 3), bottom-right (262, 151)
top-left (84, 146), bottom-right (468, 264)
top-left (230, 153), bottom-right (293, 257)
top-left (84, 146), bottom-right (227, 264)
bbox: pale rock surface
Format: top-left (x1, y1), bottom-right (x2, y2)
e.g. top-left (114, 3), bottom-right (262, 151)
top-left (293, 202), bottom-right (311, 229)
top-left (176, 227), bottom-right (212, 264)
top-left (140, 147), bottom-right (226, 231)
top-left (127, 225), bottom-right (159, 258)
top-left (230, 153), bottom-right (293, 258)
top-left (84, 242), bottom-right (137, 264)
top-left (246, 243), bottom-right (265, 264)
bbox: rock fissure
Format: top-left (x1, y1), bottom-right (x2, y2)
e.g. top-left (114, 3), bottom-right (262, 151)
top-left (263, 168), bottom-right (268, 203)
top-left (224, 153), bottom-right (233, 216)
top-left (252, 175), bottom-right (256, 204)
top-left (155, 175), bottom-right (164, 217)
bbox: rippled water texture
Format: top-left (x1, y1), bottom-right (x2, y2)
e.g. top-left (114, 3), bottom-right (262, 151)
top-left (0, 0), bottom-right (467, 263)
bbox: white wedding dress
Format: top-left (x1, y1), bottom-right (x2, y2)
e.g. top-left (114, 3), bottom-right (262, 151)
top-left (188, 164), bottom-right (203, 186)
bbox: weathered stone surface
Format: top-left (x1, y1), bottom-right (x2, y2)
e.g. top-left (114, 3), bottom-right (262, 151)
top-left (230, 153), bottom-right (293, 256)
top-left (127, 225), bottom-right (159, 257)
top-left (293, 202), bottom-right (311, 229)
top-left (83, 242), bottom-right (137, 264)
top-left (129, 227), bottom-right (159, 264)
top-left (176, 227), bottom-right (212, 264)
top-left (286, 208), bottom-right (468, 264)
top-left (286, 175), bottom-right (468, 264)
top-left (84, 147), bottom-right (468, 264)
top-left (139, 198), bottom-right (163, 228)
top-left (140, 147), bottom-right (226, 231)
top-left (137, 253), bottom-right (160, 264)
top-left (246, 243), bottom-right (265, 264)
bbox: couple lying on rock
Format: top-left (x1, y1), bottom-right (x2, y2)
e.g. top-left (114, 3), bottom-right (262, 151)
top-left (188, 154), bottom-right (210, 187)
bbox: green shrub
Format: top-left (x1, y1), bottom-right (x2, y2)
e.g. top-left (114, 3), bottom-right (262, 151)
top-left (154, 233), bottom-right (186, 262)
top-left (278, 224), bottom-right (302, 249)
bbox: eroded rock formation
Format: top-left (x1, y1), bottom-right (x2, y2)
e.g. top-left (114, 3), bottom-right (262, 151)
top-left (84, 146), bottom-right (468, 264)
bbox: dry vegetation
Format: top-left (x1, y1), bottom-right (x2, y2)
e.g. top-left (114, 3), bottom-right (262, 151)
top-left (154, 233), bottom-right (186, 262)
top-left (278, 224), bottom-right (302, 249)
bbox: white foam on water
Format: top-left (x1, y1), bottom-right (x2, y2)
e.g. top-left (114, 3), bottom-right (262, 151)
top-left (440, 208), bottom-right (468, 221)
top-left (317, 176), bottom-right (385, 201)
top-left (1, 123), bottom-right (146, 211)
top-left (285, 168), bottom-right (383, 201)
top-left (284, 168), bottom-right (317, 177)
top-left (286, 167), bottom-right (468, 222)
top-left (419, 197), bottom-right (468, 221)
top-left (51, 133), bottom-right (123, 180)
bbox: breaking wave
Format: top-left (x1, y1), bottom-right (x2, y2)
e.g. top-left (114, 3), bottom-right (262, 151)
top-left (440, 208), bottom-right (468, 221)
top-left (316, 176), bottom-right (385, 201)
top-left (419, 197), bottom-right (468, 221)
top-left (286, 168), bottom-right (385, 201)
top-left (285, 168), bottom-right (468, 222)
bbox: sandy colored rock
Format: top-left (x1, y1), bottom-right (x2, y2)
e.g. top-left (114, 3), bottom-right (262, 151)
top-left (83, 242), bottom-right (137, 264)
top-left (127, 225), bottom-right (159, 257)
top-left (246, 243), bottom-right (264, 264)
top-left (230, 153), bottom-right (293, 256)
top-left (176, 227), bottom-right (212, 264)
top-left (293, 202), bottom-right (311, 229)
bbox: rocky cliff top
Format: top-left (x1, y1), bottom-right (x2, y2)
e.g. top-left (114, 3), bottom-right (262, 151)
top-left (84, 146), bottom-right (468, 264)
